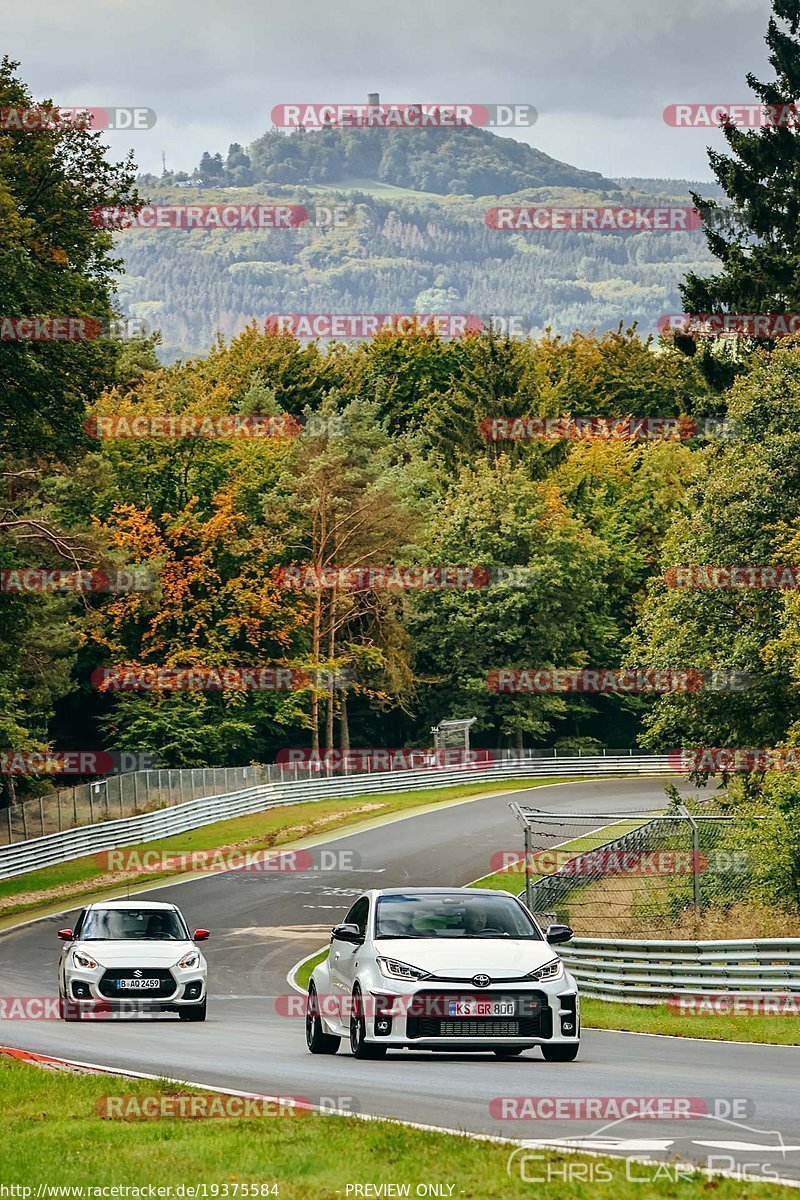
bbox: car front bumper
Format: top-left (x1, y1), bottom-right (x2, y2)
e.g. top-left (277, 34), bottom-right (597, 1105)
top-left (63, 965), bottom-right (207, 1011)
top-left (361, 978), bottom-right (580, 1048)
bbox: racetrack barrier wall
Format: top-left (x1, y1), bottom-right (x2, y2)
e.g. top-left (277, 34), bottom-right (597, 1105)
top-left (559, 937), bottom-right (800, 1004)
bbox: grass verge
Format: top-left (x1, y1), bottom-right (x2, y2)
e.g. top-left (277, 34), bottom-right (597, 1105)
top-left (0, 777), bottom-right (560, 927)
top-left (2, 1054), bottom-right (795, 1198)
top-left (581, 997), bottom-right (800, 1045)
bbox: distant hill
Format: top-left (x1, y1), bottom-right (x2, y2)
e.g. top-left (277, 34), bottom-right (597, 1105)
top-left (614, 177), bottom-right (725, 199)
top-left (119, 178), bottom-right (718, 363)
top-left (183, 125), bottom-right (622, 198)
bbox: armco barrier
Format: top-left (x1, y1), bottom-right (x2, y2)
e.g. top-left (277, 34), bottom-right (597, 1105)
top-left (0, 754), bottom-right (676, 881)
top-left (560, 937), bottom-right (800, 1004)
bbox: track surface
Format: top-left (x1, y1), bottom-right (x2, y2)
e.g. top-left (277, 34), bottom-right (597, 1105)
top-left (2, 776), bottom-right (799, 1185)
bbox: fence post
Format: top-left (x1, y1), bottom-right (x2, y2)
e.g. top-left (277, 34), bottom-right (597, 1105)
top-left (133, 771), bottom-right (139, 815)
top-left (72, 786), bottom-right (77, 826)
top-left (6, 805), bottom-right (12, 844)
top-left (57, 789), bottom-right (62, 832)
top-left (118, 774), bottom-right (124, 817)
top-left (524, 823), bottom-right (533, 913)
top-left (677, 805), bottom-right (702, 917)
top-left (88, 786), bottom-right (94, 824)
top-left (39, 796), bottom-right (45, 836)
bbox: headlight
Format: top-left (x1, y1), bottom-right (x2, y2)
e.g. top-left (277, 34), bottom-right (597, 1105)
top-left (178, 951), bottom-right (200, 970)
top-left (377, 956), bottom-right (431, 981)
top-left (529, 957), bottom-right (564, 982)
top-left (72, 951), bottom-right (98, 970)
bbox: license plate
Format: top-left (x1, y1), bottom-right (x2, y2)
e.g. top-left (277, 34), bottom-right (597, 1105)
top-left (116, 978), bottom-right (159, 990)
top-left (447, 999), bottom-right (515, 1017)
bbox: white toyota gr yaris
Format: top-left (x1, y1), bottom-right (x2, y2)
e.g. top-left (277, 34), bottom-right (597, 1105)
top-left (57, 899), bottom-right (209, 1021)
top-left (305, 887), bottom-right (579, 1060)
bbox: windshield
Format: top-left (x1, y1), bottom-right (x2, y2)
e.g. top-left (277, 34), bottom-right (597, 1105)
top-left (81, 908), bottom-right (188, 941)
top-left (375, 894), bottom-right (542, 940)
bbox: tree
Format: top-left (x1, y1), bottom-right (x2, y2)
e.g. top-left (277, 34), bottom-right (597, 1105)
top-left (408, 457), bottom-right (609, 748)
top-left (267, 396), bottom-right (420, 752)
top-left (0, 58), bottom-right (141, 799)
top-left (629, 344), bottom-right (800, 751)
top-left (681, 1), bottom-right (800, 319)
top-left (0, 57), bottom-right (141, 462)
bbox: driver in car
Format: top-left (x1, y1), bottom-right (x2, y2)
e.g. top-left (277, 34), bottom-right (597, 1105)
top-left (463, 906), bottom-right (488, 935)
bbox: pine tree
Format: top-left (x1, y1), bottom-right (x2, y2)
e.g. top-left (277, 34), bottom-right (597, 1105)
top-left (681, 1), bottom-right (800, 317)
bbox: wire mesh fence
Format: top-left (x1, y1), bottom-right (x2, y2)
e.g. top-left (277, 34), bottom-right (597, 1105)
top-left (506, 804), bottom-right (768, 939)
top-left (0, 765), bottom-right (271, 845)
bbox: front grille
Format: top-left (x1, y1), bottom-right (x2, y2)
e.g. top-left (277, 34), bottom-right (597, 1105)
top-left (441, 1019), bottom-right (519, 1037)
top-left (98, 969), bottom-right (176, 999)
top-left (411, 1016), bottom-right (548, 1038)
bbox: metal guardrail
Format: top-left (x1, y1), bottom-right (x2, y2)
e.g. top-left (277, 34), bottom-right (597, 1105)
top-left (0, 754), bottom-right (677, 880)
top-left (559, 937), bottom-right (800, 1004)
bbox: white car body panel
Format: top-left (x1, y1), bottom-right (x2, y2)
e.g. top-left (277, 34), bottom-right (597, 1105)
top-left (58, 899), bottom-right (208, 1015)
top-left (309, 887), bottom-right (580, 1053)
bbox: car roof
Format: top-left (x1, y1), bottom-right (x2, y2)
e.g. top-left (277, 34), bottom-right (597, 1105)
top-left (371, 887), bottom-right (509, 898)
top-left (85, 900), bottom-right (180, 911)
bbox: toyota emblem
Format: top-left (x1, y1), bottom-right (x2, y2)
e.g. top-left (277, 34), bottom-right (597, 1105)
top-left (472, 973), bottom-right (491, 988)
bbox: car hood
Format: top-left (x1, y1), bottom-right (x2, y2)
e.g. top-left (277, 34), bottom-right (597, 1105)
top-left (373, 938), bottom-right (558, 980)
top-left (74, 940), bottom-right (196, 967)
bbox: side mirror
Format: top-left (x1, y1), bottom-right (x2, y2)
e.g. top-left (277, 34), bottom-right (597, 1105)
top-left (193, 929), bottom-right (210, 942)
top-left (331, 923), bottom-right (363, 945)
top-left (57, 929), bottom-right (74, 941)
top-left (545, 923), bottom-right (573, 945)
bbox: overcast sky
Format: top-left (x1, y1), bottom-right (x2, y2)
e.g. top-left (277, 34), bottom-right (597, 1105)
top-left (9, 0), bottom-right (775, 182)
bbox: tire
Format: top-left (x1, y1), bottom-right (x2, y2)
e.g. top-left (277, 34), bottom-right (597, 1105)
top-left (349, 986), bottom-right (386, 1059)
top-left (541, 1042), bottom-right (579, 1061)
top-left (59, 992), bottom-right (81, 1022)
top-left (493, 1048), bottom-right (526, 1058)
top-left (178, 999), bottom-right (207, 1022)
top-left (306, 984), bottom-right (340, 1054)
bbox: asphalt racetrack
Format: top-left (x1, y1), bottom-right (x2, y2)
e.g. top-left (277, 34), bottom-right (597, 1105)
top-left (2, 776), bottom-right (799, 1185)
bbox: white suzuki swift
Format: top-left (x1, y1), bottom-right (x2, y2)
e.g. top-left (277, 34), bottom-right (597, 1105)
top-left (57, 900), bottom-right (209, 1021)
top-left (306, 887), bottom-right (579, 1059)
